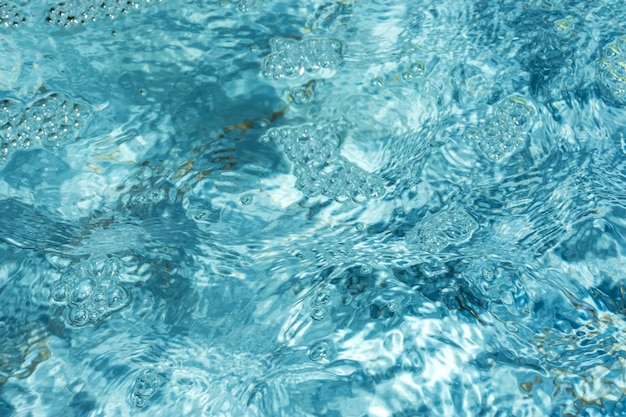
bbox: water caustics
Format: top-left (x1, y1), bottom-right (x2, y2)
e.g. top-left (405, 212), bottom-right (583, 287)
top-left (1, 0), bottom-right (626, 417)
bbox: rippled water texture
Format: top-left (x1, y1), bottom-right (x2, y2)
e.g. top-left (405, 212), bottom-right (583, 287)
top-left (1, 0), bottom-right (626, 416)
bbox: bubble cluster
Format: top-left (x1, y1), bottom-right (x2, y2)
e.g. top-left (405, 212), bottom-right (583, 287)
top-left (261, 124), bottom-right (385, 203)
top-left (407, 209), bottom-right (478, 253)
top-left (465, 97), bottom-right (535, 161)
top-left (0, 2), bottom-right (25, 28)
top-left (0, 93), bottom-right (91, 164)
top-left (289, 83), bottom-right (314, 105)
top-left (130, 188), bottom-right (167, 206)
top-left (47, 0), bottom-right (158, 28)
top-left (130, 368), bottom-right (164, 408)
top-left (368, 61), bottom-right (429, 88)
top-left (261, 37), bottom-right (343, 80)
top-left (597, 36), bottom-right (626, 107)
top-left (51, 257), bottom-right (131, 327)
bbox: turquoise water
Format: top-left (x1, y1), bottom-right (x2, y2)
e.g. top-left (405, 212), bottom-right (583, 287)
top-left (1, 0), bottom-right (626, 416)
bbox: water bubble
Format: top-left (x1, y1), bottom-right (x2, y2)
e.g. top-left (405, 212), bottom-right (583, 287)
top-left (312, 288), bottom-right (332, 306)
top-left (87, 308), bottom-right (101, 323)
top-left (401, 71), bottom-right (414, 81)
top-left (370, 77), bottom-right (384, 88)
top-left (238, 0), bottom-right (257, 12)
top-left (359, 265), bottom-right (373, 275)
top-left (481, 266), bottom-right (495, 281)
top-left (351, 189), bottom-right (369, 204)
top-left (131, 368), bottom-right (163, 408)
top-left (240, 194), bottom-right (253, 205)
top-left (91, 290), bottom-right (107, 306)
top-left (289, 86), bottom-right (312, 104)
top-left (310, 308), bottom-right (326, 321)
top-left (131, 189), bottom-right (165, 206)
top-left (553, 18), bottom-right (573, 34)
top-left (69, 279), bottom-right (97, 305)
top-left (190, 209), bottom-right (209, 222)
top-left (69, 307), bottom-right (89, 327)
top-left (410, 62), bottom-right (426, 76)
top-left (333, 190), bottom-right (350, 203)
top-left (308, 340), bottom-right (336, 364)
top-left (51, 283), bottom-right (67, 302)
top-left (107, 284), bottom-right (131, 311)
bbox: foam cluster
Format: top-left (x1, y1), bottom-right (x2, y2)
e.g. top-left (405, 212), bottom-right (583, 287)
top-left (597, 36), bottom-right (626, 107)
top-left (0, 93), bottom-right (90, 165)
top-left (261, 124), bottom-right (385, 203)
top-left (0, 2), bottom-right (25, 28)
top-left (261, 37), bottom-right (343, 80)
top-left (130, 368), bottom-right (163, 408)
top-left (47, 0), bottom-right (158, 28)
top-left (407, 209), bottom-right (478, 254)
top-left (51, 257), bottom-right (131, 327)
top-left (465, 97), bottom-right (535, 161)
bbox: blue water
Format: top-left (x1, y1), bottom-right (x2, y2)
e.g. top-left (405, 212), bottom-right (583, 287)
top-left (1, 0), bottom-right (626, 416)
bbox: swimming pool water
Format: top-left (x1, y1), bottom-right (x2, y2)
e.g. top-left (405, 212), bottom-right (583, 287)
top-left (1, 0), bottom-right (626, 416)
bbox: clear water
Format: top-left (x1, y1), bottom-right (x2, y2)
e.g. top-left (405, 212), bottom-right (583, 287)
top-left (1, 0), bottom-right (626, 416)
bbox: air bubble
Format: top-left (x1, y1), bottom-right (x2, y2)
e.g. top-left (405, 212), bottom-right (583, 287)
top-left (410, 62), bottom-right (426, 76)
top-left (310, 308), bottom-right (326, 321)
top-left (87, 308), bottom-right (101, 323)
top-left (69, 279), bottom-right (97, 305)
top-left (289, 86), bottom-right (312, 104)
top-left (131, 189), bottom-right (165, 206)
top-left (238, 0), bottom-right (258, 12)
top-left (370, 77), bottom-right (384, 88)
top-left (481, 266), bottom-right (495, 281)
top-left (240, 194), bottom-right (253, 205)
top-left (359, 265), bottom-right (373, 274)
top-left (308, 340), bottom-right (336, 364)
top-left (130, 368), bottom-right (163, 408)
top-left (312, 288), bottom-right (332, 306)
top-left (333, 190), bottom-right (350, 203)
top-left (91, 290), bottom-right (106, 306)
top-left (51, 283), bottom-right (67, 302)
top-left (108, 284), bottom-right (131, 311)
top-left (69, 307), bottom-right (89, 327)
